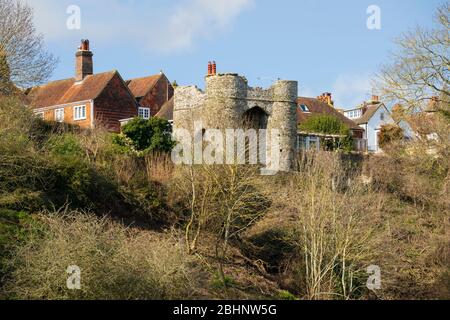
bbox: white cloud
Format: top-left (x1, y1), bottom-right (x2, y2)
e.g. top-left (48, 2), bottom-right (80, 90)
top-left (154, 0), bottom-right (254, 52)
top-left (331, 73), bottom-right (373, 109)
top-left (25, 0), bottom-right (254, 53)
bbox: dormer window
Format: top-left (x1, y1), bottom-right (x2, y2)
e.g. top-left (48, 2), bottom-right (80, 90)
top-left (300, 104), bottom-right (310, 112)
top-left (138, 107), bottom-right (150, 120)
top-left (346, 109), bottom-right (362, 119)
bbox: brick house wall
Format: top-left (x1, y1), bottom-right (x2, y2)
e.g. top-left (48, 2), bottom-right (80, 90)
top-left (139, 75), bottom-right (174, 116)
top-left (36, 101), bottom-right (93, 129)
top-left (94, 73), bottom-right (138, 132)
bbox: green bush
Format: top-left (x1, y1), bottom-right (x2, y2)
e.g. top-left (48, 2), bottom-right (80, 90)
top-left (115, 117), bottom-right (175, 155)
top-left (47, 134), bottom-right (84, 158)
top-left (278, 290), bottom-right (299, 300)
top-left (299, 114), bottom-right (349, 136)
top-left (299, 114), bottom-right (353, 152)
top-left (0, 209), bottom-right (37, 294)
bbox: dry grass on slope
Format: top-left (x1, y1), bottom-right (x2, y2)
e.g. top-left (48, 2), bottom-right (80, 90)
top-left (3, 210), bottom-right (203, 300)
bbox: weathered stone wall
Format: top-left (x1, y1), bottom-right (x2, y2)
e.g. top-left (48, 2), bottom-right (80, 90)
top-left (173, 86), bottom-right (205, 130)
top-left (173, 73), bottom-right (298, 171)
top-left (269, 81), bottom-right (298, 171)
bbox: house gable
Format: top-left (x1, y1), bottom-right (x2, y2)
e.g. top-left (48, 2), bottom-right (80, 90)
top-left (94, 72), bottom-right (139, 132)
top-left (365, 104), bottom-right (395, 152)
top-left (128, 73), bottom-right (174, 116)
top-left (367, 104), bottom-right (394, 130)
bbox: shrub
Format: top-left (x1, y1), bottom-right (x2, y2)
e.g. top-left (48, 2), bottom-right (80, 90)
top-left (290, 165), bottom-right (380, 299)
top-left (3, 211), bottom-right (200, 300)
top-left (299, 114), bottom-right (353, 152)
top-left (278, 290), bottom-right (299, 300)
top-left (172, 164), bottom-right (271, 289)
top-left (245, 152), bottom-right (381, 300)
top-left (0, 209), bottom-right (36, 293)
top-left (379, 124), bottom-right (404, 150)
top-left (299, 114), bottom-right (349, 136)
top-left (0, 97), bottom-right (167, 217)
top-left (116, 117), bottom-right (175, 155)
top-left (368, 143), bottom-right (448, 209)
top-left (46, 134), bottom-right (84, 158)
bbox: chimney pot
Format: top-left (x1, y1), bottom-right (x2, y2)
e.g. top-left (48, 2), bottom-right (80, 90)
top-left (318, 92), bottom-right (333, 106)
top-left (207, 61), bottom-right (212, 75)
top-left (212, 61), bottom-right (217, 75)
top-left (80, 39), bottom-right (90, 51)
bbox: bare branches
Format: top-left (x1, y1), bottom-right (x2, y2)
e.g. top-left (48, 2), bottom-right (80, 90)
top-left (374, 3), bottom-right (450, 112)
top-left (0, 0), bottom-right (57, 90)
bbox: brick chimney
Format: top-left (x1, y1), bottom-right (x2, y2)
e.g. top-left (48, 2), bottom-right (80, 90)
top-left (75, 39), bottom-right (93, 82)
top-left (212, 61), bottom-right (217, 75)
top-left (318, 92), bottom-right (334, 106)
top-left (371, 95), bottom-right (380, 103)
top-left (207, 61), bottom-right (212, 75)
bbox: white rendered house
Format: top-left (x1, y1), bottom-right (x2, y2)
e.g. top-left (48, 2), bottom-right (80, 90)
top-left (344, 96), bottom-right (395, 153)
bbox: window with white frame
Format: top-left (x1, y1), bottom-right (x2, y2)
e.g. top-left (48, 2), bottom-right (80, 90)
top-left (138, 107), bottom-right (150, 120)
top-left (73, 105), bottom-right (86, 121)
top-left (346, 109), bottom-right (362, 119)
top-left (55, 108), bottom-right (64, 122)
top-left (36, 112), bottom-right (44, 119)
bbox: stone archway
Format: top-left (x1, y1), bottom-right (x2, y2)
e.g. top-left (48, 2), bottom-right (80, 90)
top-left (242, 106), bottom-right (268, 130)
top-left (240, 106), bottom-right (269, 165)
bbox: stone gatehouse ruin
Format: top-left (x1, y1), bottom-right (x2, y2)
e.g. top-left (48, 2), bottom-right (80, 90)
top-left (173, 66), bottom-right (298, 172)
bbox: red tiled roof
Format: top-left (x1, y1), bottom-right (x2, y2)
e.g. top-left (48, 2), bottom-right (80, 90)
top-left (28, 71), bottom-right (117, 108)
top-left (297, 97), bottom-right (363, 131)
top-left (127, 74), bottom-right (162, 98)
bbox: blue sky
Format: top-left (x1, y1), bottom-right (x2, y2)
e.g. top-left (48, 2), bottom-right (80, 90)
top-left (26, 0), bottom-right (444, 109)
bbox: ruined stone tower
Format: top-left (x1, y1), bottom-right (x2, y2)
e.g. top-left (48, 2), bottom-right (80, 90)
top-left (173, 64), bottom-right (298, 172)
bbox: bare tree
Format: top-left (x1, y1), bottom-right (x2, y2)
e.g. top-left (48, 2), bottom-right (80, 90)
top-left (375, 3), bottom-right (449, 113)
top-left (174, 163), bottom-right (269, 290)
top-left (0, 0), bottom-right (57, 91)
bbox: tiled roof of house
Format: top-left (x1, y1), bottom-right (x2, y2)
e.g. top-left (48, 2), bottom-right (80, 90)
top-left (297, 97), bottom-right (363, 131)
top-left (28, 71), bottom-right (118, 108)
top-left (156, 97), bottom-right (174, 121)
top-left (353, 103), bottom-right (383, 125)
top-left (126, 74), bottom-right (162, 98)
